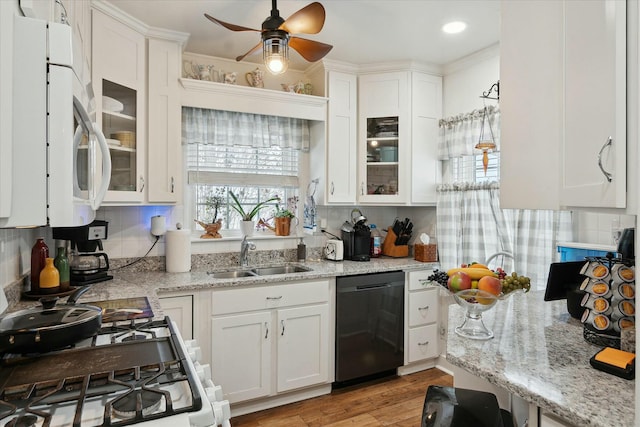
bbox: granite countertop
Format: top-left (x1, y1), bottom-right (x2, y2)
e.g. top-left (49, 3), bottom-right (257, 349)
top-left (446, 290), bottom-right (635, 427)
top-left (10, 258), bottom-right (437, 314)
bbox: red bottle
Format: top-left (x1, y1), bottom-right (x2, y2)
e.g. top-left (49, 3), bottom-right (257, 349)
top-left (30, 238), bottom-right (49, 293)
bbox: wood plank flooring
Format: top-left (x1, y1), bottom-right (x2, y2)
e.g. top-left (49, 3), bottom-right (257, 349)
top-left (232, 368), bottom-right (453, 426)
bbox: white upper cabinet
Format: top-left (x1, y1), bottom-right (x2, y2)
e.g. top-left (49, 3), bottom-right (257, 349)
top-left (357, 70), bottom-right (441, 205)
top-left (358, 71), bottom-right (410, 204)
top-left (410, 72), bottom-right (442, 205)
top-left (325, 71), bottom-right (358, 204)
top-left (147, 37), bottom-right (183, 203)
top-left (92, 8), bottom-right (146, 203)
top-left (562, 0), bottom-right (626, 208)
top-left (501, 0), bottom-right (628, 210)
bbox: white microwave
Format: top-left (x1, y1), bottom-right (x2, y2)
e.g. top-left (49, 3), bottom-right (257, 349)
top-left (0, 12), bottom-right (111, 228)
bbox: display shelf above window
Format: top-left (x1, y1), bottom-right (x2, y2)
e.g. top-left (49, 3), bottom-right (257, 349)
top-left (180, 78), bottom-right (327, 122)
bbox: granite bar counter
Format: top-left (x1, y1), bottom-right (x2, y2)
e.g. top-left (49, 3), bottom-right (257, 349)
top-left (446, 290), bottom-right (635, 427)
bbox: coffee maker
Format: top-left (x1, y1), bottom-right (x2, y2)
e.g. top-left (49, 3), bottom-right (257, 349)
top-left (52, 220), bottom-right (113, 285)
top-left (341, 209), bottom-right (371, 262)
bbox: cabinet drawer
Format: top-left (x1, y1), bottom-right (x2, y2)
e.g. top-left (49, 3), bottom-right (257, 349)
top-left (408, 324), bottom-right (439, 363)
top-left (408, 288), bottom-right (438, 327)
top-left (408, 269), bottom-right (434, 291)
top-left (211, 280), bottom-right (329, 316)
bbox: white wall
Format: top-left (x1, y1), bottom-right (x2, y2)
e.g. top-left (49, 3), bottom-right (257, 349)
top-left (442, 44), bottom-right (500, 117)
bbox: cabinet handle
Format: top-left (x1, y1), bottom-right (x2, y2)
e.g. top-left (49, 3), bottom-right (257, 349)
top-left (281, 320), bottom-right (285, 336)
top-left (266, 296), bottom-right (283, 300)
top-left (330, 182), bottom-right (335, 195)
top-left (170, 176), bottom-right (175, 193)
top-left (597, 136), bottom-right (613, 183)
top-left (265, 322), bottom-right (269, 339)
top-left (418, 279), bottom-right (429, 286)
top-left (139, 176), bottom-right (145, 192)
top-left (418, 341), bottom-right (429, 346)
top-left (418, 305), bottom-right (430, 311)
top-left (361, 182), bottom-right (365, 195)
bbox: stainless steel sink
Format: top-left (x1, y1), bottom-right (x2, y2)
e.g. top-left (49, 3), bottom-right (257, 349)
top-left (209, 270), bottom-right (257, 279)
top-left (208, 265), bottom-right (312, 278)
top-left (251, 265), bottom-right (312, 275)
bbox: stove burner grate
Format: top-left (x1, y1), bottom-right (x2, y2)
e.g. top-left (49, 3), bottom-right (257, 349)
top-left (111, 389), bottom-right (163, 419)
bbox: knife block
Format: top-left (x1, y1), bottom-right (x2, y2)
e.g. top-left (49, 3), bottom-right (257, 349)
top-left (382, 228), bottom-right (409, 257)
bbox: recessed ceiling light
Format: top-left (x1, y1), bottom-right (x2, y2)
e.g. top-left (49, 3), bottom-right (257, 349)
top-left (442, 21), bottom-right (467, 34)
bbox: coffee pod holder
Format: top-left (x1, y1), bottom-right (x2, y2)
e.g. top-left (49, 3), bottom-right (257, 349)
top-left (382, 228), bottom-right (408, 257)
top-left (580, 254), bottom-right (635, 349)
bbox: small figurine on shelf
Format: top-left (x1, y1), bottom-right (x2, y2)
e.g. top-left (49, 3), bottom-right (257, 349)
top-left (195, 219), bottom-right (222, 239)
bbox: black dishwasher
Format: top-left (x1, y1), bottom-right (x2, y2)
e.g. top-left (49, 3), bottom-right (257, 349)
top-left (335, 271), bottom-right (405, 385)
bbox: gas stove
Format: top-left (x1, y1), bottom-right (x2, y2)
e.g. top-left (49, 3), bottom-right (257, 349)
top-left (0, 317), bottom-right (230, 427)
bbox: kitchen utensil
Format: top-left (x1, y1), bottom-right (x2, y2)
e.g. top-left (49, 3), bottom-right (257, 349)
top-left (0, 286), bottom-right (102, 354)
top-left (351, 208), bottom-right (367, 226)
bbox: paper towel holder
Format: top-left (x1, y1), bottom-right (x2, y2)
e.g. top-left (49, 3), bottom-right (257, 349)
top-left (151, 215), bottom-right (167, 237)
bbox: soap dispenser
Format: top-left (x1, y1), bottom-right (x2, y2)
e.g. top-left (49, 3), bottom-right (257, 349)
top-left (297, 238), bottom-right (306, 262)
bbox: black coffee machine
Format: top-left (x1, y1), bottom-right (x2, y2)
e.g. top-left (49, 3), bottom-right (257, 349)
top-left (341, 209), bottom-right (371, 261)
top-left (52, 220), bottom-right (113, 285)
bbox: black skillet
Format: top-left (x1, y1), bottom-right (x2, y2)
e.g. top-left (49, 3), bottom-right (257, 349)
top-left (0, 286), bottom-right (102, 354)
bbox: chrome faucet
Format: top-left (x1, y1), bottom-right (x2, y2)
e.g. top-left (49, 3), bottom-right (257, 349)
top-left (240, 235), bottom-right (256, 267)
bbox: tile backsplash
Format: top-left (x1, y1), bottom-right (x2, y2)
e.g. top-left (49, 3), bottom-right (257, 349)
top-left (572, 211), bottom-right (636, 247)
top-left (0, 227), bottom-right (37, 289)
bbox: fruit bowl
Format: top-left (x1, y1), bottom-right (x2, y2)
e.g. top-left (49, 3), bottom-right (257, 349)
top-left (452, 289), bottom-right (526, 340)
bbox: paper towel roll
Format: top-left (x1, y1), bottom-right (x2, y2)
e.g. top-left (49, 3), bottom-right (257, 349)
top-left (166, 229), bottom-right (191, 272)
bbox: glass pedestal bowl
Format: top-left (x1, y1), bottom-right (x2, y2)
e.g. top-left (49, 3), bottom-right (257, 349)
top-left (453, 289), bottom-right (500, 340)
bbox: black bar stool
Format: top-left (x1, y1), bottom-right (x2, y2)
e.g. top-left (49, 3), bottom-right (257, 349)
top-left (421, 385), bottom-right (514, 427)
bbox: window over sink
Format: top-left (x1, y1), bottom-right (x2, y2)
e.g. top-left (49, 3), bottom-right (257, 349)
top-left (182, 107), bottom-right (308, 235)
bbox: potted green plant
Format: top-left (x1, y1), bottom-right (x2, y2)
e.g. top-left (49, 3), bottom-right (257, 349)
top-left (229, 190), bottom-right (279, 235)
top-left (273, 197), bottom-right (297, 236)
top-left (274, 207), bottom-right (295, 236)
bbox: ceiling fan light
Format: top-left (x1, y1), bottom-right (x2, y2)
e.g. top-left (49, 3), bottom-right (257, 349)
top-left (263, 31), bottom-right (289, 75)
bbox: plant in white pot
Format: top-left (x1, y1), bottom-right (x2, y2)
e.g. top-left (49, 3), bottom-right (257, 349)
top-left (228, 191), bottom-right (279, 236)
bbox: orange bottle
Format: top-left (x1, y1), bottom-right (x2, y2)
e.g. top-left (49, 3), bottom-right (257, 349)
top-left (39, 258), bottom-right (60, 294)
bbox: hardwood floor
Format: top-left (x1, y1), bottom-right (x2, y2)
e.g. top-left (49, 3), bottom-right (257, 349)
top-left (231, 368), bottom-right (453, 426)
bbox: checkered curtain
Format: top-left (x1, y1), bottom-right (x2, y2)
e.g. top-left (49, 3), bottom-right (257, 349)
top-left (437, 106), bottom-right (573, 290)
top-left (182, 107), bottom-right (310, 151)
top-left (436, 182), bottom-right (512, 270)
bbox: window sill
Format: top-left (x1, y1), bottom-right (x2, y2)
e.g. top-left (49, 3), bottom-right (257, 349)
top-left (191, 231), bottom-right (302, 243)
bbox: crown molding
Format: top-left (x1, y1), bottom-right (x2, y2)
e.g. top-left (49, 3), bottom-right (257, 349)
top-left (442, 43), bottom-right (500, 75)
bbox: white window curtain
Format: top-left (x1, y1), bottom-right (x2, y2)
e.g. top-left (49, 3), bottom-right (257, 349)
top-left (436, 105), bottom-right (572, 289)
top-left (182, 107), bottom-right (310, 151)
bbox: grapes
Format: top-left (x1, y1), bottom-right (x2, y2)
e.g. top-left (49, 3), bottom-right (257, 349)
top-left (500, 272), bottom-right (531, 294)
top-left (428, 269), bottom-right (449, 289)
top-left (495, 267), bottom-right (507, 280)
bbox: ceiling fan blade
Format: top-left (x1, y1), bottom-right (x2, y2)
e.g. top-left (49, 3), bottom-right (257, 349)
top-left (236, 42), bottom-right (263, 62)
top-left (204, 13), bottom-right (260, 32)
top-left (289, 36), bottom-right (333, 62)
top-left (280, 2), bottom-right (326, 34)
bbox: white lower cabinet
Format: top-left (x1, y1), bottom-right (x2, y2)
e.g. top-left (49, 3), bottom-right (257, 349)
top-left (209, 280), bottom-right (331, 404)
top-left (276, 304), bottom-right (329, 392)
top-left (158, 293), bottom-right (193, 339)
top-left (406, 270), bottom-right (439, 364)
top-left (211, 311), bottom-right (272, 403)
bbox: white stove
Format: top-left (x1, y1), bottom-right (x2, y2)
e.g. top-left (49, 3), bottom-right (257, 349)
top-left (0, 317), bottom-right (231, 427)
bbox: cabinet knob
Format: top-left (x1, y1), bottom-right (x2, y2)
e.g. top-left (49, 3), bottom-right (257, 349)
top-left (597, 136), bottom-right (613, 183)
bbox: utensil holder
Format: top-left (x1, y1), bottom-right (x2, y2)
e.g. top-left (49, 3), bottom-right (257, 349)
top-left (382, 228), bottom-right (409, 257)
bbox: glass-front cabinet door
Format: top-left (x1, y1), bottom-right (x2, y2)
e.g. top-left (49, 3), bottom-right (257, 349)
top-left (358, 71), bottom-right (408, 204)
top-left (364, 116), bottom-right (399, 196)
top-left (102, 80), bottom-right (138, 195)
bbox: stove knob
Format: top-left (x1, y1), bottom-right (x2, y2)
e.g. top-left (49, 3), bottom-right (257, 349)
top-left (193, 361), bottom-right (206, 381)
top-left (205, 384), bottom-right (224, 403)
top-left (213, 400), bottom-right (231, 425)
top-left (200, 363), bottom-right (212, 381)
